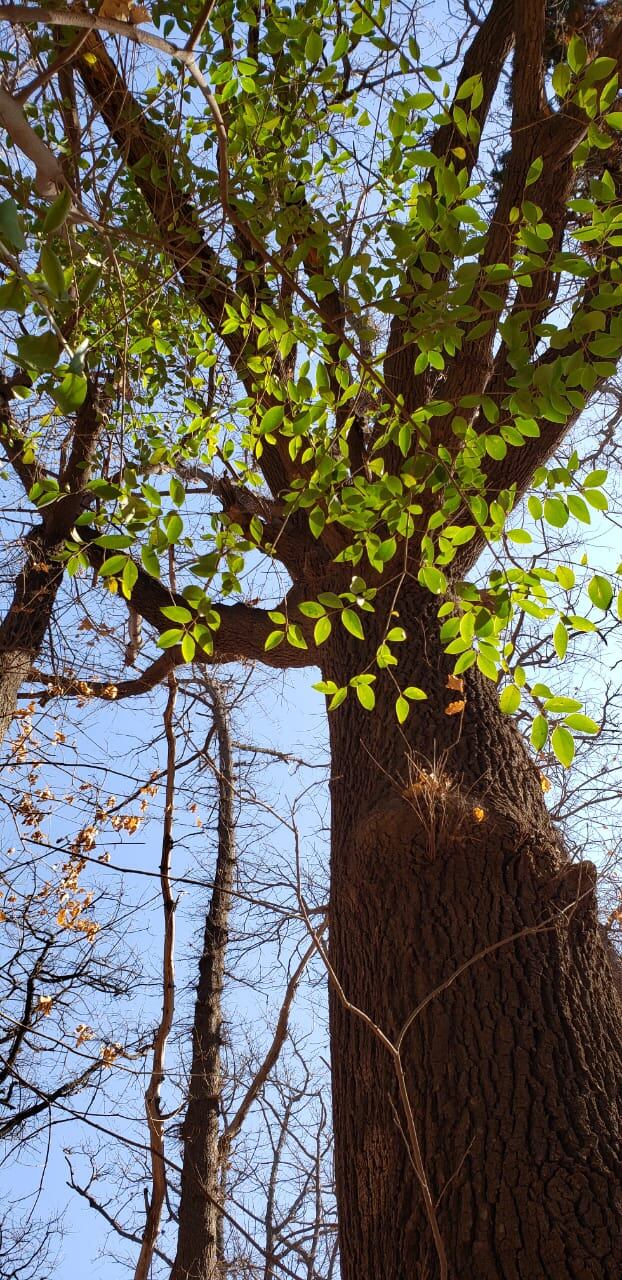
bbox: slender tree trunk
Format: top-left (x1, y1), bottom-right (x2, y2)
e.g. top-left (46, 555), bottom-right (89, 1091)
top-left (172, 681), bottom-right (236, 1280)
top-left (325, 586), bottom-right (622, 1280)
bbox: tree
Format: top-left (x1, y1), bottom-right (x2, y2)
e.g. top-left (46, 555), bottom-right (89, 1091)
top-left (1, 0), bottom-right (622, 1275)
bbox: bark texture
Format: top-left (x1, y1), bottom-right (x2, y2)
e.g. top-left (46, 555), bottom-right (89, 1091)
top-left (0, 533), bottom-right (63, 748)
top-left (325, 588), bottom-right (622, 1280)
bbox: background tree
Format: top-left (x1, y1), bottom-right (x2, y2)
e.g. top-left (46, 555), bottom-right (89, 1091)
top-left (1, 0), bottom-right (622, 1276)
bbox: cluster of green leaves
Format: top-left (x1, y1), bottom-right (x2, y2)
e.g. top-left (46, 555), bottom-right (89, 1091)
top-left (2, 0), bottom-right (622, 766)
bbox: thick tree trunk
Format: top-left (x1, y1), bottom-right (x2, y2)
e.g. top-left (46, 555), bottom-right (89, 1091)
top-left (325, 586), bottom-right (622, 1280)
top-left (0, 534), bottom-right (63, 748)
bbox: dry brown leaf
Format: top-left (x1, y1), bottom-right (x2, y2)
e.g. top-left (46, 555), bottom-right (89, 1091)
top-left (445, 699), bottom-right (466, 716)
top-left (99, 0), bottom-right (133, 18)
top-left (129, 4), bottom-right (151, 23)
top-left (446, 674), bottom-right (464, 692)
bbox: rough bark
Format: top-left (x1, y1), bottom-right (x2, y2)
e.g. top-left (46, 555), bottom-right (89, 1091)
top-left (325, 588), bottom-right (622, 1280)
top-left (0, 532), bottom-right (63, 748)
top-left (171, 680), bottom-right (236, 1280)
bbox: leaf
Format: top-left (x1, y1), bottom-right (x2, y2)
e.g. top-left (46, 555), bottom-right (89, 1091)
top-left (161, 605), bottom-right (192, 623)
top-left (299, 600), bottom-right (325, 618)
top-left (158, 628), bottom-right (184, 649)
top-left (356, 683), bottom-right (375, 710)
top-left (42, 186), bottom-right (72, 235)
top-left (525, 156), bottom-right (543, 187)
top-left (553, 621), bottom-right (568, 660)
top-left (418, 564), bottom-right (447, 595)
top-left (17, 331), bottom-right (60, 372)
top-left (341, 608), bottom-right (364, 639)
top-left (40, 245), bottom-right (66, 297)
top-left (182, 633), bottom-right (196, 662)
top-left (264, 630), bottom-right (284, 651)
top-left (309, 506), bottom-right (325, 538)
top-left (98, 554), bottom-right (127, 576)
top-left (499, 684), bottom-right (521, 714)
top-left (563, 713), bottom-right (599, 735)
top-left (403, 686), bottom-right (427, 700)
top-left (0, 197), bottom-right (26, 250)
top-left (53, 373), bottom-right (87, 413)
top-left (286, 624), bottom-right (308, 649)
top-left (396, 695), bottom-right (410, 724)
top-left (141, 546), bottom-right (160, 577)
top-left (0, 277), bottom-right (27, 313)
top-left (445, 699), bottom-right (466, 716)
top-left (543, 497), bottom-right (568, 528)
top-left (544, 696), bottom-right (582, 713)
top-left (164, 513), bottom-right (183, 544)
top-left (121, 558), bottom-right (137, 598)
top-left (314, 615), bottom-right (332, 644)
top-left (305, 30), bottom-right (323, 62)
top-left (567, 34), bottom-right (587, 74)
top-left (531, 714), bottom-right (548, 751)
top-left (328, 687), bottom-right (348, 710)
top-left (587, 574), bottom-right (613, 611)
top-left (551, 725), bottom-right (574, 767)
top-left (259, 404), bottom-right (285, 434)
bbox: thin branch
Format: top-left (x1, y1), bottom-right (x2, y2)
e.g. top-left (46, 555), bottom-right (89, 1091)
top-left (133, 671), bottom-right (178, 1280)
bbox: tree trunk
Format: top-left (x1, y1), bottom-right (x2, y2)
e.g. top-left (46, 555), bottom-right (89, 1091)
top-left (325, 586), bottom-right (622, 1280)
top-left (0, 533), bottom-right (63, 748)
top-left (172, 681), bottom-right (235, 1280)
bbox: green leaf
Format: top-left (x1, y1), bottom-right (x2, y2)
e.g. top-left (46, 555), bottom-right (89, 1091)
top-left (158, 627), bottom-right (183, 649)
top-left (40, 245), bottom-right (66, 298)
top-left (396, 695), bottom-right (410, 724)
top-left (98, 554), bottom-right (127, 576)
top-left (553, 621), bottom-right (568, 660)
top-left (356, 683), bottom-right (375, 710)
top-left (328, 686), bottom-right (348, 710)
top-left (309, 506), bottom-right (326, 538)
top-left (531, 714), bottom-right (548, 751)
top-left (141, 546), bottom-right (160, 577)
top-left (567, 35), bottom-right (587, 74)
top-left (587, 574), bottom-right (613, 610)
top-left (543, 696), bottom-right (582, 713)
top-left (42, 186), bottom-right (72, 235)
top-left (499, 684), bottom-right (521, 714)
top-left (259, 404), bottom-right (285, 434)
top-left (305, 30), bottom-right (323, 63)
top-left (298, 600), bottom-right (325, 618)
top-left (17, 331), bottom-right (60, 372)
top-left (0, 197), bottom-right (26, 250)
top-left (182, 633), bottom-right (196, 662)
top-left (551, 725), bottom-right (574, 767)
top-left (563, 713), bottom-right (599, 735)
top-left (525, 156), bottom-right (543, 187)
top-left (418, 564), bottom-right (447, 595)
top-left (341, 608), bottom-right (364, 639)
top-left (0, 277), bottom-right (27, 313)
top-left (53, 373), bottom-right (87, 413)
top-left (121, 558), bottom-right (138, 598)
top-left (165, 513), bottom-right (183, 544)
top-left (161, 605), bottom-right (192, 623)
top-left (543, 497), bottom-right (568, 528)
top-left (403, 686), bottom-right (427, 701)
top-left (264, 629), bottom-right (284, 651)
top-left (314, 615), bottom-right (332, 645)
top-left (287, 624), bottom-right (308, 650)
